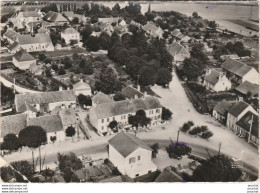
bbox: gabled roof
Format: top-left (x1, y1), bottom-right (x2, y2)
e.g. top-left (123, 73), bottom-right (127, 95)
top-left (171, 29), bottom-right (185, 39)
top-left (3, 29), bottom-right (19, 42)
top-left (235, 81), bottom-right (259, 97)
top-left (43, 11), bottom-right (68, 22)
top-left (17, 34), bottom-right (52, 45)
top-left (221, 58), bottom-right (253, 77)
top-left (73, 80), bottom-right (91, 90)
top-left (8, 41), bottom-right (20, 51)
top-left (204, 69), bottom-right (225, 86)
top-left (98, 17), bottom-right (119, 24)
top-left (15, 90), bottom-right (76, 112)
top-left (168, 42), bottom-right (190, 57)
top-left (143, 22), bottom-right (163, 37)
top-left (1, 114), bottom-right (27, 137)
top-left (38, 27), bottom-right (49, 34)
top-left (213, 100), bottom-right (233, 116)
top-left (92, 92), bottom-right (113, 104)
top-left (58, 109), bottom-right (77, 126)
top-left (120, 86), bottom-right (143, 99)
top-left (92, 96), bottom-right (161, 119)
top-left (27, 115), bottom-right (63, 133)
top-left (236, 112), bottom-right (258, 138)
top-left (108, 132), bottom-right (152, 157)
top-left (17, 11), bottom-right (41, 18)
top-left (228, 101), bottom-right (250, 117)
top-left (62, 27), bottom-right (79, 34)
top-left (13, 49), bottom-right (36, 62)
top-left (155, 167), bottom-right (183, 182)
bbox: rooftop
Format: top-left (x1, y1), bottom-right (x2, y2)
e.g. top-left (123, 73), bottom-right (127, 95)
top-left (1, 114), bottom-right (27, 137)
top-left (17, 34), bottom-right (52, 45)
top-left (92, 92), bottom-right (113, 104)
top-left (204, 69), bottom-right (225, 85)
top-left (13, 49), bottom-right (36, 62)
top-left (213, 100), bottom-right (233, 116)
top-left (221, 58), bottom-right (253, 77)
top-left (108, 131), bottom-right (152, 157)
top-left (228, 101), bottom-right (250, 117)
top-left (235, 81), bottom-right (259, 97)
top-left (3, 29), bottom-right (19, 42)
top-left (62, 27), bottom-right (79, 34)
top-left (17, 11), bottom-right (41, 18)
top-left (236, 112), bottom-right (258, 138)
top-left (155, 167), bottom-right (183, 182)
top-left (167, 42), bottom-right (189, 57)
top-left (73, 80), bottom-right (91, 90)
top-left (43, 11), bottom-right (68, 22)
top-left (120, 85), bottom-right (143, 99)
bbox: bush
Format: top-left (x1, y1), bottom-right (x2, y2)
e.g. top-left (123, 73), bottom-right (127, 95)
top-left (188, 126), bottom-right (202, 135)
top-left (10, 161), bottom-right (33, 180)
top-left (200, 131), bottom-right (213, 140)
top-left (66, 126), bottom-right (75, 137)
top-left (162, 107), bottom-right (173, 120)
top-left (187, 121), bottom-right (194, 126)
top-left (166, 143), bottom-right (192, 158)
top-left (180, 123), bottom-right (191, 133)
top-left (2, 133), bottom-right (21, 152)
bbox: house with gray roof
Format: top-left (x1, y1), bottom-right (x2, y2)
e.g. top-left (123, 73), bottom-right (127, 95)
top-left (61, 27), bottom-right (81, 45)
top-left (167, 42), bottom-right (190, 62)
top-left (92, 92), bottom-right (114, 106)
top-left (143, 22), bottom-right (164, 38)
top-left (8, 41), bottom-right (21, 54)
top-left (234, 81), bottom-right (259, 99)
top-left (3, 29), bottom-right (20, 44)
top-left (15, 90), bottom-right (77, 113)
top-left (12, 49), bottom-right (37, 70)
top-left (89, 95), bottom-right (162, 134)
top-left (43, 11), bottom-right (68, 25)
top-left (15, 11), bottom-right (41, 24)
top-left (204, 68), bottom-right (231, 92)
top-left (73, 79), bottom-right (92, 96)
top-left (155, 167), bottom-right (183, 182)
top-left (226, 100), bottom-right (257, 131)
top-left (221, 58), bottom-right (259, 85)
top-left (119, 85), bottom-right (143, 100)
top-left (108, 132), bottom-right (157, 178)
top-left (212, 100), bottom-right (234, 124)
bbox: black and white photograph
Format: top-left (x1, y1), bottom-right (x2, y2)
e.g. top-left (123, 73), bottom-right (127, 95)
top-left (0, 0), bottom-right (259, 187)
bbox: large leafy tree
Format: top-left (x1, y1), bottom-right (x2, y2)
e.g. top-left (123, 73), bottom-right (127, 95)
top-left (129, 110), bottom-right (151, 128)
top-left (66, 126), bottom-right (76, 137)
top-left (139, 66), bottom-right (157, 86)
top-left (192, 155), bottom-right (242, 182)
top-left (162, 107), bottom-right (173, 121)
top-left (18, 126), bottom-right (47, 148)
top-left (156, 68), bottom-right (172, 86)
top-left (2, 133), bottom-right (21, 152)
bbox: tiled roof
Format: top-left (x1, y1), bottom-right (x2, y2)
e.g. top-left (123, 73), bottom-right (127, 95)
top-left (221, 58), bottom-right (252, 77)
top-left (204, 69), bottom-right (224, 85)
top-left (93, 96), bottom-right (161, 119)
top-left (213, 100), bottom-right (233, 116)
top-left (228, 101), bottom-right (249, 117)
top-left (3, 29), bottom-right (19, 42)
top-left (168, 42), bottom-right (190, 57)
top-left (171, 29), bottom-right (185, 39)
top-left (38, 27), bottom-right (49, 34)
top-left (236, 112), bottom-right (258, 138)
top-left (98, 17), bottom-right (119, 24)
top-left (43, 11), bottom-right (68, 22)
top-left (62, 27), bottom-right (79, 34)
top-left (17, 34), bottom-right (52, 45)
top-left (8, 41), bottom-right (20, 51)
top-left (155, 167), bottom-right (183, 182)
top-left (13, 49), bottom-right (36, 62)
top-left (120, 86), bottom-right (143, 99)
top-left (18, 11), bottom-right (41, 18)
top-left (15, 90), bottom-right (76, 112)
top-left (108, 131), bottom-right (151, 157)
top-left (143, 22), bottom-right (163, 37)
top-left (27, 115), bottom-right (63, 133)
top-left (73, 80), bottom-right (91, 90)
top-left (235, 81), bottom-right (259, 97)
top-left (58, 109), bottom-right (77, 126)
top-left (1, 114), bottom-right (27, 137)
top-left (92, 92), bottom-right (113, 104)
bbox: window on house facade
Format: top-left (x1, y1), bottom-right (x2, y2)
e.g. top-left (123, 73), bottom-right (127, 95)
top-left (101, 126), bottom-right (104, 130)
top-left (149, 110), bottom-right (153, 115)
top-left (137, 156), bottom-right (141, 161)
top-left (107, 118), bottom-right (109, 122)
top-left (102, 119), bottom-right (104, 123)
top-left (129, 157), bottom-right (135, 164)
top-left (156, 109), bottom-right (160, 113)
top-left (121, 115), bottom-right (125, 120)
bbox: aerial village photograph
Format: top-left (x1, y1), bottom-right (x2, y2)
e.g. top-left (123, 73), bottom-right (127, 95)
top-left (0, 0), bottom-right (259, 184)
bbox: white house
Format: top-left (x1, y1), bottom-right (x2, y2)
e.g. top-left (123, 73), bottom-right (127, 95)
top-left (73, 79), bottom-right (92, 96)
top-left (89, 95), bottom-right (162, 135)
top-left (12, 49), bottom-right (37, 70)
top-left (14, 90), bottom-right (77, 113)
top-left (108, 132), bottom-right (157, 178)
top-left (14, 11), bottom-right (41, 23)
top-left (91, 92), bottom-right (114, 107)
top-left (226, 100), bottom-right (257, 132)
top-left (167, 42), bottom-right (190, 63)
top-left (61, 27), bottom-right (80, 45)
top-left (212, 100), bottom-right (233, 124)
top-left (3, 29), bottom-right (20, 44)
top-left (204, 68), bottom-right (232, 92)
top-left (142, 22), bottom-right (164, 38)
top-left (221, 58), bottom-right (259, 85)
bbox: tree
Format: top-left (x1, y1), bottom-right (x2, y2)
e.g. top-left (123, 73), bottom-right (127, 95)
top-left (108, 120), bottom-right (118, 132)
top-left (129, 110), bottom-right (151, 129)
top-left (150, 143), bottom-right (159, 158)
top-left (180, 123), bottom-right (191, 133)
top-left (11, 161), bottom-right (33, 180)
top-left (166, 143), bottom-right (192, 158)
top-left (200, 131), bottom-right (213, 140)
top-left (78, 94), bottom-right (92, 106)
top-left (114, 92), bottom-right (126, 101)
top-left (208, 20), bottom-right (217, 29)
top-left (18, 126), bottom-right (47, 148)
top-left (63, 56), bottom-right (72, 69)
top-left (139, 66), bottom-right (157, 86)
top-left (71, 17), bottom-right (79, 25)
top-left (192, 155), bottom-right (242, 182)
top-left (192, 12), bottom-right (199, 18)
top-left (134, 13), bottom-right (147, 25)
top-left (2, 133), bottom-right (21, 152)
top-left (58, 67), bottom-right (66, 75)
top-left (162, 107), bottom-right (173, 121)
top-left (50, 136), bottom-right (56, 144)
top-left (156, 68), bottom-right (172, 87)
top-left (41, 4), bottom-right (58, 13)
top-left (70, 39), bottom-right (78, 46)
top-left (188, 126), bottom-right (203, 136)
top-left (66, 126), bottom-right (76, 137)
top-left (57, 152), bottom-right (83, 172)
top-left (38, 53), bottom-right (47, 61)
top-left (86, 36), bottom-right (100, 51)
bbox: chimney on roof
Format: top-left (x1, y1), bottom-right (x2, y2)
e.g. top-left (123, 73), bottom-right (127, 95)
top-left (80, 79), bottom-right (83, 82)
top-left (134, 94), bottom-right (138, 99)
top-left (238, 97), bottom-right (243, 102)
top-left (67, 86), bottom-right (70, 90)
top-left (137, 85), bottom-right (140, 91)
top-left (59, 86), bottom-right (63, 91)
top-left (142, 91), bottom-right (147, 99)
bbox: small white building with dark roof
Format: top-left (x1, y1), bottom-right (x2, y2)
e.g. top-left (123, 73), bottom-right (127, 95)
top-left (108, 132), bottom-right (157, 178)
top-left (12, 49), bottom-right (37, 70)
top-left (73, 79), bottom-right (92, 96)
top-left (167, 42), bottom-right (190, 62)
top-left (61, 27), bottom-right (80, 45)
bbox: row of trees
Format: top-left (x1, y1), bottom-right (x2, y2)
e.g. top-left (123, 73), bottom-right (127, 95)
top-left (180, 122), bottom-right (213, 140)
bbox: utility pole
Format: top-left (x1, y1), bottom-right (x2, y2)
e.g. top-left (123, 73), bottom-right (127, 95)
top-left (32, 151), bottom-right (35, 173)
top-left (39, 147), bottom-right (41, 172)
top-left (218, 142), bottom-right (221, 156)
top-left (176, 130), bottom-right (180, 144)
top-left (248, 114), bottom-right (254, 143)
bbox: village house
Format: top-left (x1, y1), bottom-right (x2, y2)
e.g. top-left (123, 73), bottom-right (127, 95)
top-left (8, 41), bottom-right (21, 54)
top-left (91, 92), bottom-right (114, 107)
top-left (212, 100), bottom-right (233, 124)
top-left (43, 11), bottom-right (69, 25)
top-left (234, 81), bottom-right (259, 99)
top-left (226, 100), bottom-right (257, 132)
top-left (235, 112), bottom-right (259, 147)
top-left (37, 27), bottom-right (50, 34)
top-left (204, 68), bottom-right (232, 92)
top-left (119, 85), bottom-right (143, 100)
top-left (62, 11), bottom-right (87, 23)
top-left (88, 95), bottom-right (162, 135)
top-left (98, 17), bottom-right (120, 25)
top-left (29, 63), bottom-right (45, 75)
top-left (14, 90), bottom-right (77, 114)
top-left (221, 58), bottom-right (259, 85)
top-left (61, 27), bottom-right (81, 45)
top-left (16, 33), bottom-right (54, 52)
top-left (98, 22), bottom-right (114, 36)
top-left (73, 79), bottom-right (92, 96)
top-left (3, 29), bottom-right (19, 44)
top-left (142, 22), bottom-right (164, 38)
top-left (171, 29), bottom-right (190, 42)
top-left (12, 49), bottom-right (37, 70)
top-left (108, 132), bottom-right (158, 178)
top-left (220, 54), bottom-right (240, 61)
top-left (167, 42), bottom-right (190, 63)
top-left (154, 167), bottom-right (183, 182)
top-left (13, 11), bottom-right (41, 24)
